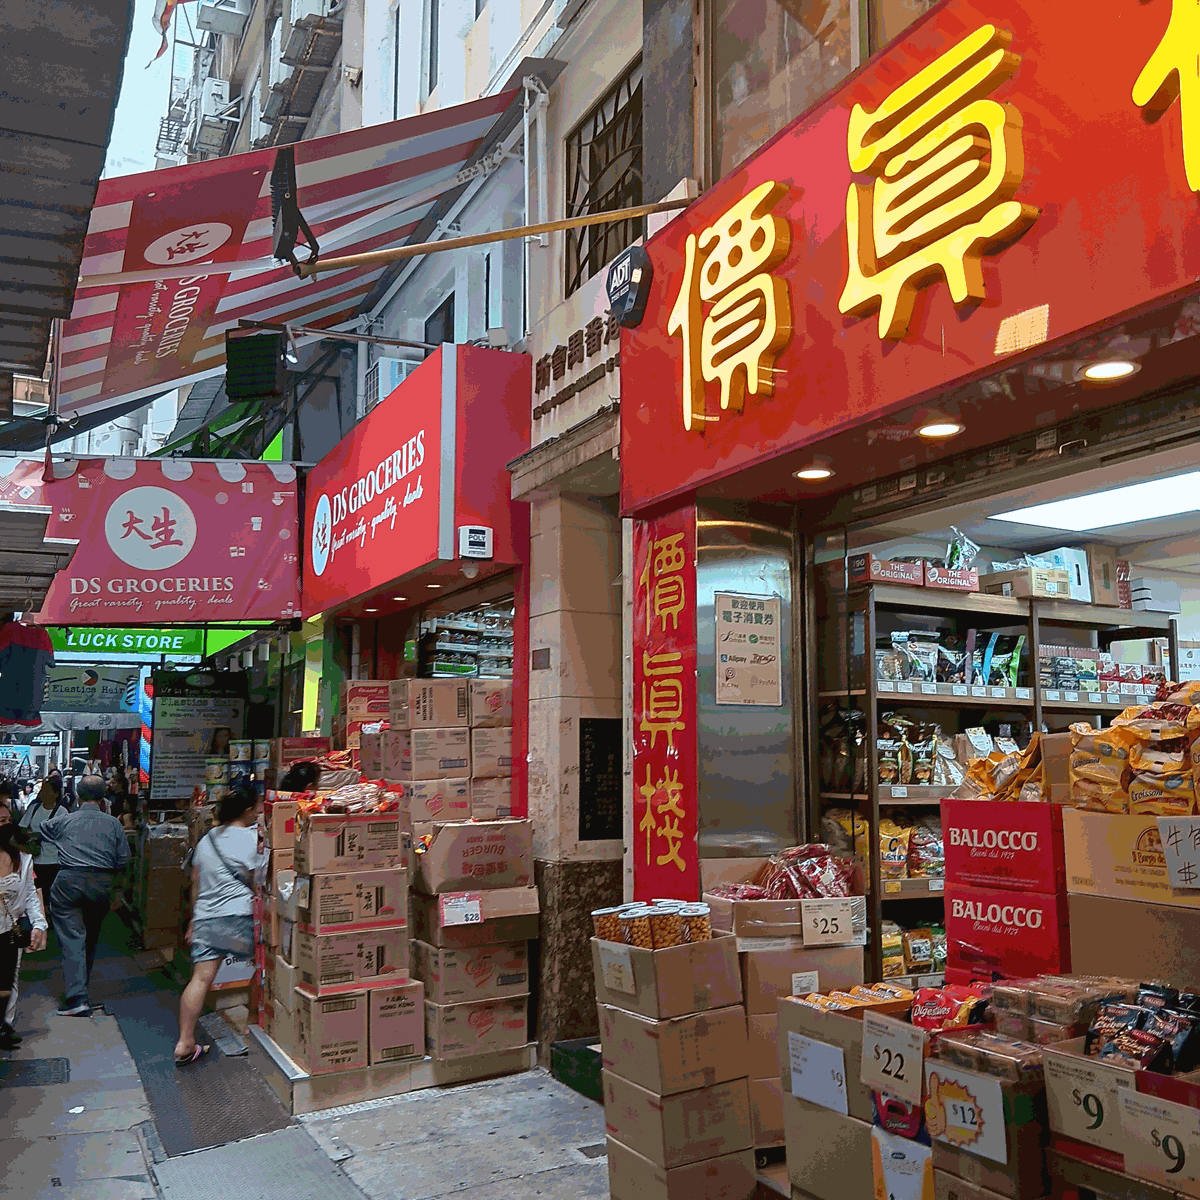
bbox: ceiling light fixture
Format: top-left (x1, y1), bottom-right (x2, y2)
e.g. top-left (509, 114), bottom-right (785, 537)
top-left (917, 412), bottom-right (965, 440)
top-left (991, 469), bottom-right (1200, 532)
top-left (1081, 359), bottom-right (1140, 383)
top-left (284, 327), bottom-right (299, 364)
top-left (364, 606), bottom-right (378, 613)
top-left (392, 595), bottom-right (407, 601)
top-left (793, 456), bottom-right (834, 481)
top-left (426, 583), bottom-right (442, 589)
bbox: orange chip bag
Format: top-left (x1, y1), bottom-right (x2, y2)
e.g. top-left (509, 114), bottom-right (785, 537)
top-left (1071, 723), bottom-right (1138, 788)
top-left (1128, 771), bottom-right (1195, 816)
top-left (1072, 777), bottom-right (1130, 814)
top-left (879, 821), bottom-right (912, 879)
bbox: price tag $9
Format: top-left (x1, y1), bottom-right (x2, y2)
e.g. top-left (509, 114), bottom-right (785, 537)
top-left (1072, 1088), bottom-right (1104, 1131)
top-left (1152, 1128), bottom-right (1188, 1175)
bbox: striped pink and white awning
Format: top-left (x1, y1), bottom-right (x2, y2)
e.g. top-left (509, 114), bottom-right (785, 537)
top-left (61, 89), bottom-right (519, 418)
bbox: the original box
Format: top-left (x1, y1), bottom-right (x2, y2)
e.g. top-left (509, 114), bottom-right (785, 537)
top-left (942, 800), bottom-right (1066, 893)
top-left (293, 989), bottom-right (369, 1075)
top-left (470, 777), bottom-right (512, 820)
top-left (389, 679), bottom-right (470, 729)
top-left (424, 995), bottom-right (528, 1058)
top-left (382, 728), bottom-right (471, 781)
top-left (402, 778), bottom-right (470, 824)
top-left (294, 924), bottom-right (408, 996)
top-left (367, 980), bottom-right (424, 1065)
top-left (470, 727), bottom-right (513, 779)
top-left (602, 1071), bottom-right (752, 1169)
top-left (598, 1003), bottom-right (749, 1096)
top-left (740, 945), bottom-right (864, 1015)
top-left (980, 566), bottom-right (1072, 600)
top-left (410, 887), bottom-right (540, 949)
top-left (469, 679), bottom-right (513, 728)
top-left (833, 554), bottom-right (924, 589)
top-left (412, 939), bottom-right (529, 1003)
top-left (591, 931), bottom-right (742, 1020)
top-left (606, 1138), bottom-right (756, 1200)
top-left (925, 564), bottom-right (980, 592)
top-left (412, 819), bottom-right (533, 894)
top-left (300, 868), bottom-right (407, 933)
top-left (749, 1077), bottom-right (784, 1147)
top-left (294, 812), bottom-right (405, 875)
top-left (944, 883), bottom-right (1070, 982)
top-left (782, 1094), bottom-right (873, 1200)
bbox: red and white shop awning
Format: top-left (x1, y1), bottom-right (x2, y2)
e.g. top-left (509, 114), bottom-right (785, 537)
top-left (61, 89), bottom-right (519, 418)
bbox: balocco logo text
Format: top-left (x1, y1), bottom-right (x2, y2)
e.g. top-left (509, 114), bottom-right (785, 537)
top-left (948, 828), bottom-right (1039, 851)
top-left (950, 899), bottom-right (1044, 928)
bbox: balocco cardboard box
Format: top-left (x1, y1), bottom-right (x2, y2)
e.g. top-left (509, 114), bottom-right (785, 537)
top-left (602, 1071), bottom-right (752, 1168)
top-left (598, 1003), bottom-right (748, 1095)
top-left (740, 945), bottom-right (864, 1014)
top-left (941, 799), bottom-right (1066, 892)
top-left (294, 812), bottom-right (404, 874)
top-left (413, 939), bottom-right (529, 1003)
top-left (410, 887), bottom-right (540, 949)
top-left (402, 778), bottom-right (470, 823)
top-left (470, 777), bottom-right (512, 819)
top-left (606, 1138), bottom-right (756, 1200)
top-left (782, 1094), bottom-right (873, 1200)
top-left (294, 924), bottom-right (408, 996)
top-left (368, 980), bottom-right (424, 1065)
top-left (468, 679), bottom-right (512, 728)
top-left (423, 994), bottom-right (528, 1058)
top-left (383, 728), bottom-right (470, 781)
top-left (944, 883), bottom-right (1070, 981)
top-left (412, 819), bottom-right (533, 894)
top-left (293, 988), bottom-right (368, 1074)
top-left (470, 727), bottom-right (513, 779)
top-left (389, 679), bottom-right (469, 729)
top-left (299, 868), bottom-right (407, 933)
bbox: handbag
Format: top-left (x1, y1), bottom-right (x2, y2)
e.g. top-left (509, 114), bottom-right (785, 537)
top-left (0, 890), bottom-right (32, 949)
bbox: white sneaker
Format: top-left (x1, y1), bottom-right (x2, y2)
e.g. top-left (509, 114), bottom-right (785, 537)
top-left (55, 1002), bottom-right (91, 1016)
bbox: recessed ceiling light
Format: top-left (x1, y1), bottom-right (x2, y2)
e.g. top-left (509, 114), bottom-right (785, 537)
top-left (392, 595), bottom-right (407, 601)
top-left (917, 414), bottom-right (965, 440)
top-left (364, 607), bottom-right (378, 612)
top-left (426, 584), bottom-right (442, 589)
top-left (793, 456), bottom-right (834, 481)
top-left (991, 469), bottom-right (1200, 532)
top-left (1081, 359), bottom-right (1140, 383)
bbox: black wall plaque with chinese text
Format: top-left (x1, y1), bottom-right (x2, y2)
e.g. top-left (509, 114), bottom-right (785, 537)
top-left (579, 717), bottom-right (622, 841)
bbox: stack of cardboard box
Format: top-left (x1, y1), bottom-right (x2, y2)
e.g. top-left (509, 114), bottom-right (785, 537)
top-left (592, 929), bottom-right (756, 1200)
top-left (135, 822), bottom-right (189, 950)
top-left (336, 681), bottom-right (391, 761)
top-left (467, 680), bottom-right (513, 819)
top-left (411, 817), bottom-right (537, 1079)
top-left (384, 680), bottom-right (472, 827)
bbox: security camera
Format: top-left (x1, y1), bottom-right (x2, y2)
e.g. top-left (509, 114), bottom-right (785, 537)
top-left (461, 563), bottom-right (480, 580)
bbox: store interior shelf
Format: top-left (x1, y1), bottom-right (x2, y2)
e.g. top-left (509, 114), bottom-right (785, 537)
top-left (862, 585), bottom-right (1030, 620)
top-left (878, 785), bottom-right (958, 803)
top-left (1034, 599), bottom-right (1176, 634)
top-left (880, 878), bottom-right (946, 900)
top-left (1040, 692), bottom-right (1157, 711)
top-left (875, 681), bottom-right (1034, 707)
top-left (818, 689), bottom-right (868, 699)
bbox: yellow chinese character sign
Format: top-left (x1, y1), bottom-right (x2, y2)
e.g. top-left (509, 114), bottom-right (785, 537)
top-left (839, 24), bottom-right (1039, 340)
top-left (1134, 0), bottom-right (1200, 191)
top-left (667, 181), bottom-right (793, 433)
top-left (632, 508), bottom-right (698, 899)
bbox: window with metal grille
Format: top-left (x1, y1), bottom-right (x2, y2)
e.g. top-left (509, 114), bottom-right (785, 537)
top-left (564, 57), bottom-right (643, 299)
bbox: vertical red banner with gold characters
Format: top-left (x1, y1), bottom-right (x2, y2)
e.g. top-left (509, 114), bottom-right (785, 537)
top-left (632, 505), bottom-right (698, 902)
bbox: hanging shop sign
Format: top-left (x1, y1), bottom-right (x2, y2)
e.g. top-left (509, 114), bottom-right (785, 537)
top-left (0, 459), bottom-right (300, 625)
top-left (714, 592), bottom-right (782, 707)
top-left (43, 666), bottom-right (140, 714)
top-left (47, 626), bottom-right (205, 658)
top-left (631, 505), bottom-right (699, 901)
top-left (148, 668), bottom-right (247, 801)
top-left (302, 345), bottom-right (530, 616)
top-left (619, 0), bottom-right (1200, 513)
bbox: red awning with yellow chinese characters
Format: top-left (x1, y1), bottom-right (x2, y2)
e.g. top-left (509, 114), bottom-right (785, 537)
top-left (61, 90), bottom-right (519, 419)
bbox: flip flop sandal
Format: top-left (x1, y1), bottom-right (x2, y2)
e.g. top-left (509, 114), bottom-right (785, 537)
top-left (174, 1044), bottom-right (211, 1067)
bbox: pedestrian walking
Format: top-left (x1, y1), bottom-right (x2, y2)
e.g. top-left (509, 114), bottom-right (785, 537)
top-left (175, 784), bottom-right (264, 1066)
top-left (0, 819), bottom-right (48, 1048)
top-left (20, 777), bottom-right (64, 901)
top-left (41, 775), bottom-right (130, 1016)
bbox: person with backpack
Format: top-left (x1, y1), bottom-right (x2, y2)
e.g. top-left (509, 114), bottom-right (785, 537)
top-left (20, 777), bottom-right (63, 901)
top-left (174, 784), bottom-right (264, 1066)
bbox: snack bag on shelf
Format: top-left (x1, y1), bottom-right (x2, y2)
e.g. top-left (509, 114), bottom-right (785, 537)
top-left (907, 818), bottom-right (944, 878)
top-left (821, 807), bottom-right (867, 854)
top-left (881, 922), bottom-right (906, 978)
top-left (1127, 771), bottom-right (1195, 816)
top-left (879, 820), bottom-right (912, 879)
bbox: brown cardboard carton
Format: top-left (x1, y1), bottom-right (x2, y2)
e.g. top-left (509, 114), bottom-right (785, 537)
top-left (933, 1170), bottom-right (1019, 1200)
top-left (746, 1014), bottom-right (777, 1080)
top-left (740, 945), bottom-right (864, 1014)
top-left (339, 680), bottom-right (390, 722)
top-left (402, 778), bottom-right (470, 823)
top-left (749, 1077), bottom-right (784, 1147)
top-left (412, 939), bottom-right (529, 1003)
top-left (470, 777), bottom-right (512, 819)
top-left (389, 679), bottom-right (470, 729)
top-left (262, 798), bottom-right (299, 850)
top-left (606, 1138), bottom-right (756, 1200)
top-left (597, 1003), bottom-right (748, 1096)
top-left (931, 1141), bottom-right (1046, 1200)
top-left (591, 932), bottom-right (742, 1020)
top-left (299, 868), bottom-right (407, 933)
top-left (274, 954), bottom-right (297, 1009)
top-left (428, 1044), bottom-right (532, 1086)
top-left (410, 887), bottom-right (539, 948)
top-left (1083, 543), bottom-right (1120, 608)
top-left (294, 812), bottom-right (404, 874)
top-left (293, 989), bottom-right (368, 1074)
top-left (412, 819), bottom-right (533, 893)
top-left (782, 1094), bottom-right (873, 1200)
top-left (270, 737), bottom-right (331, 769)
top-left (424, 994), bottom-right (528, 1058)
top-left (602, 1071), bottom-right (752, 1168)
top-left (1045, 1150), bottom-right (1175, 1200)
top-left (468, 679), bottom-right (513, 728)
top-left (1069, 892), bottom-right (1200, 991)
top-left (777, 996), bottom-right (875, 1122)
top-left (470, 726), bottom-right (513, 779)
top-left (294, 924), bottom-right (408, 995)
top-left (980, 566), bottom-right (1072, 600)
top-left (359, 731), bottom-right (383, 777)
top-left (367, 980), bottom-right (424, 1065)
top-left (1042, 1036), bottom-right (1135, 1155)
top-left (383, 728), bottom-right (471, 781)
top-left (1040, 732), bottom-right (1073, 805)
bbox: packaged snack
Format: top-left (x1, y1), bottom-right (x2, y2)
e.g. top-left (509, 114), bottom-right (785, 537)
top-left (876, 646), bottom-right (908, 682)
top-left (1086, 1002), bottom-right (1147, 1055)
top-left (957, 728), bottom-right (994, 763)
top-left (933, 743), bottom-right (965, 787)
top-left (677, 903), bottom-right (712, 942)
top-left (990, 983), bottom-right (1034, 1018)
top-left (592, 906), bottom-right (624, 941)
top-left (930, 927), bottom-right (947, 973)
top-left (820, 706), bottom-right (867, 795)
top-left (620, 907), bottom-right (654, 949)
top-left (907, 818), bottom-right (944, 878)
top-left (903, 927), bottom-right (934, 973)
top-left (910, 727), bottom-right (938, 786)
top-left (868, 982), bottom-right (916, 1001)
top-left (826, 991), bottom-right (871, 1009)
top-left (822, 807), bottom-right (867, 854)
top-left (995, 1013), bottom-right (1032, 1040)
top-left (970, 1033), bottom-right (1044, 1082)
top-left (1070, 723), bottom-right (1139, 787)
top-left (1098, 1028), bottom-right (1172, 1071)
top-left (1029, 980), bottom-right (1105, 1026)
top-left (794, 854), bottom-right (856, 898)
top-left (1144, 1009), bottom-right (1200, 1071)
top-left (937, 642), bottom-right (969, 685)
top-left (1029, 1018), bottom-right (1085, 1045)
top-left (647, 906), bottom-right (684, 948)
top-left (1128, 772), bottom-right (1195, 816)
top-left (910, 985), bottom-right (987, 1031)
top-left (881, 923), bottom-right (906, 978)
top-left (937, 1032), bottom-right (984, 1072)
top-left (879, 821), bottom-right (913, 879)
top-left (903, 632), bottom-right (941, 683)
top-left (1138, 984), bottom-right (1181, 1011)
top-left (878, 737), bottom-right (904, 786)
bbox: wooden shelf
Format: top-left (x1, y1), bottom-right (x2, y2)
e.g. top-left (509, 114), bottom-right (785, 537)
top-left (875, 681), bottom-right (1034, 707)
top-left (871, 586), bottom-right (1030, 620)
top-left (878, 785), bottom-right (958, 803)
top-left (1035, 600), bottom-right (1175, 634)
top-left (1041, 690), bottom-right (1156, 711)
top-left (818, 689), bottom-right (867, 698)
top-left (880, 878), bottom-right (946, 900)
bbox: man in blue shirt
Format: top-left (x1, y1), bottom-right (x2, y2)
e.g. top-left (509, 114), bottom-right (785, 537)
top-left (41, 775), bottom-right (131, 1016)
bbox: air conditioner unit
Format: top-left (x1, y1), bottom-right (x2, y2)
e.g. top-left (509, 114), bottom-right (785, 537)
top-left (364, 357), bottom-right (417, 413)
top-left (196, 0), bottom-right (249, 37)
top-left (201, 78), bottom-right (231, 119)
top-left (291, 0), bottom-right (338, 20)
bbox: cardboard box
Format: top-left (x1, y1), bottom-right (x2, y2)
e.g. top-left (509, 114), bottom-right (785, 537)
top-left (931, 1139), bottom-right (1046, 1200)
top-left (782, 1094), bottom-right (873, 1200)
top-left (1040, 732), bottom-right (1072, 806)
top-left (389, 679), bottom-right (470, 729)
top-left (941, 800), bottom-right (1066, 893)
top-left (777, 996), bottom-right (875, 1123)
top-left (294, 812), bottom-right (404, 875)
top-left (383, 728), bottom-right (471, 781)
top-left (925, 564), bottom-right (980, 592)
top-left (747, 1014), bottom-right (777, 1080)
top-left (1042, 547), bottom-right (1093, 602)
top-left (410, 887), bottom-right (540, 949)
top-left (293, 988), bottom-right (369, 1074)
top-left (598, 1003), bottom-right (749, 1095)
top-left (749, 1077), bottom-right (784, 1147)
top-left (1045, 1151), bottom-right (1176, 1200)
top-left (402, 778), bottom-right (470, 823)
top-left (340, 680), bottom-right (391, 722)
top-left (933, 1170), bottom-right (1024, 1200)
top-left (980, 566), bottom-right (1072, 600)
top-left (300, 868), bottom-right (407, 933)
top-left (424, 994), bottom-right (528, 1058)
top-left (470, 727), bottom-right (513, 779)
top-left (1083, 544), bottom-right (1120, 608)
top-left (368, 980), bottom-right (424, 1065)
top-left (606, 1138), bottom-right (756, 1200)
top-left (359, 731), bottom-right (383, 778)
top-left (412, 819), bottom-right (533, 894)
top-left (1043, 1037), bottom-right (1135, 1157)
top-left (294, 924), bottom-right (408, 995)
top-left (470, 777), bottom-right (512, 820)
top-left (267, 847), bottom-right (294, 879)
top-left (591, 932), bottom-right (742, 1020)
top-left (262, 799), bottom-right (299, 850)
top-left (740, 945), bottom-right (864, 1014)
top-left (832, 553), bottom-right (924, 588)
top-left (945, 883), bottom-right (1070, 981)
top-left (1063, 808), bottom-right (1200, 909)
top-left (1069, 892), bottom-right (1200, 992)
top-left (274, 954), bottom-right (298, 1009)
top-left (601, 1071), bottom-right (752, 1168)
top-left (270, 737), bottom-right (331, 769)
top-left (469, 679), bottom-right (513, 728)
top-left (413, 939), bottom-right (529, 1003)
